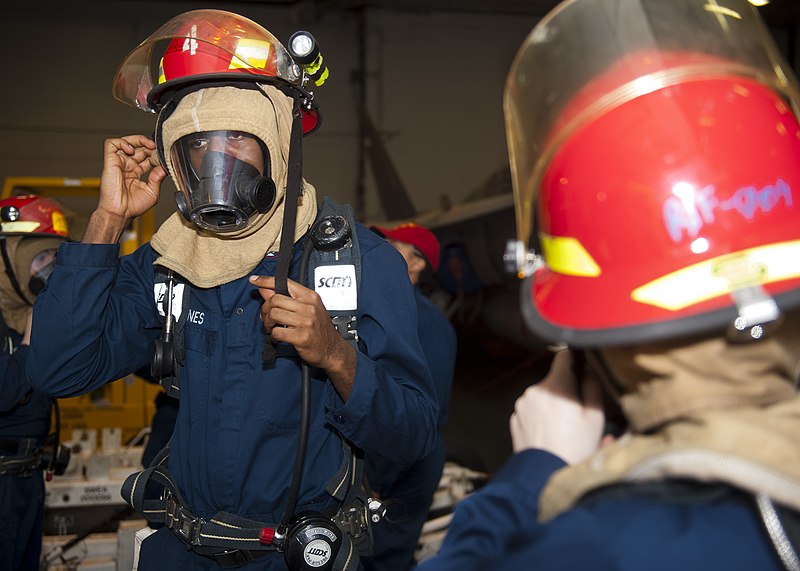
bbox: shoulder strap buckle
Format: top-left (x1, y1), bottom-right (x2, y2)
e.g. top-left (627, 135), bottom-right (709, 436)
top-left (331, 315), bottom-right (358, 344)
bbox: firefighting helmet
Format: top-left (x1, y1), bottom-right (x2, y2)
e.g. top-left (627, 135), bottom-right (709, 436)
top-left (111, 9), bottom-right (324, 134)
top-left (0, 195), bottom-right (69, 302)
top-left (504, 0), bottom-right (800, 347)
top-left (0, 195), bottom-right (69, 238)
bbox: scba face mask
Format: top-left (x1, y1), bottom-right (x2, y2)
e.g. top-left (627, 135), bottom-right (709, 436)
top-left (171, 130), bottom-right (277, 233)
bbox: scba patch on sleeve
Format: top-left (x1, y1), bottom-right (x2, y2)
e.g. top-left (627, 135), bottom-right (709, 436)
top-left (315, 264), bottom-right (357, 311)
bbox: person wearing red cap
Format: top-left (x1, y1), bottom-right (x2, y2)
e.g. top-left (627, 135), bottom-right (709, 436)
top-left (366, 223), bottom-right (457, 571)
top-left (372, 223), bottom-right (442, 282)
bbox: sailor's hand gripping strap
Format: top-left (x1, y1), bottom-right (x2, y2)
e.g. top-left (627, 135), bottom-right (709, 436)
top-left (310, 198), bottom-right (361, 348)
top-left (151, 268), bottom-right (189, 397)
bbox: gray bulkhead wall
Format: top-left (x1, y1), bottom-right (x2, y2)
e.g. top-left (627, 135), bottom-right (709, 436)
top-left (1, 2), bottom-right (795, 226)
top-left (0, 2), bottom-right (532, 225)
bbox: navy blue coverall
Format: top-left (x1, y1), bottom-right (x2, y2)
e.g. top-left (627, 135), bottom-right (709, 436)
top-left (27, 225), bottom-right (438, 570)
top-left (1, 326), bottom-right (51, 571)
top-left (364, 287), bottom-right (456, 571)
top-left (416, 449), bottom-right (786, 571)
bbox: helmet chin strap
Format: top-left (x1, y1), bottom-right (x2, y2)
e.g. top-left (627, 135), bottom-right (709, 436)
top-left (263, 91), bottom-right (304, 364)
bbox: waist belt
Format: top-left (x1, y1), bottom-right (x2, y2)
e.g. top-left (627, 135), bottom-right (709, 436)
top-left (122, 462), bottom-right (280, 568)
top-left (0, 438), bottom-right (41, 476)
top-left (122, 439), bottom-right (374, 568)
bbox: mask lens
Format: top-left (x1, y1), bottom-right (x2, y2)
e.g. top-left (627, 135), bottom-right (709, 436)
top-left (29, 249), bottom-right (56, 276)
top-left (170, 130), bottom-right (273, 233)
top-left (29, 255), bottom-right (56, 296)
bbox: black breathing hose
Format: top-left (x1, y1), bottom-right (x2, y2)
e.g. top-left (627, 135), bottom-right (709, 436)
top-left (278, 237), bottom-right (316, 535)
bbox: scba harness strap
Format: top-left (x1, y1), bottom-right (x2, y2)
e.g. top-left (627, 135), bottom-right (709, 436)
top-left (326, 441), bottom-right (375, 559)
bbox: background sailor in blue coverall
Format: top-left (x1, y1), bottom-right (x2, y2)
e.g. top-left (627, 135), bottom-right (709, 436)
top-left (26, 10), bottom-right (437, 570)
top-left (417, 0), bottom-right (800, 570)
top-left (364, 223), bottom-right (456, 571)
top-left (0, 195), bottom-right (70, 570)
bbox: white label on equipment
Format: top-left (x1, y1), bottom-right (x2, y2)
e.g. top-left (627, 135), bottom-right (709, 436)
top-left (304, 538), bottom-right (333, 567)
top-left (314, 265), bottom-right (357, 311)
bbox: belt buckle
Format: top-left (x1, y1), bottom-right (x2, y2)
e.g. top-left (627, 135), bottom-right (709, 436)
top-left (177, 506), bottom-right (202, 545)
top-left (164, 493), bottom-right (203, 545)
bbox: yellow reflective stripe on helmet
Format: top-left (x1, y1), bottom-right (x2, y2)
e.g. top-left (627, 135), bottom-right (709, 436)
top-left (0, 221), bottom-right (40, 233)
top-left (158, 57), bottom-right (166, 85)
top-left (632, 240), bottom-right (800, 311)
top-left (230, 39), bottom-right (272, 70)
top-left (540, 233), bottom-right (601, 277)
top-left (52, 212), bottom-right (68, 236)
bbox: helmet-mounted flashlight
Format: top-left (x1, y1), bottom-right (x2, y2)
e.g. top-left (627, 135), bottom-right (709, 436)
top-left (1, 206), bottom-right (20, 222)
top-left (288, 31), bottom-right (329, 87)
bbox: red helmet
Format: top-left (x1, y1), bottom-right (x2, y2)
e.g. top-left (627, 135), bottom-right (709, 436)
top-left (112, 10), bottom-right (322, 133)
top-left (0, 196), bottom-right (69, 238)
top-left (505, 0), bottom-right (800, 347)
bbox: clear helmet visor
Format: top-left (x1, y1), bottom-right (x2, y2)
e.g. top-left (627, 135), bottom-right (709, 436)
top-left (504, 0), bottom-right (800, 249)
top-left (171, 130), bottom-right (276, 233)
top-left (112, 9), bottom-right (302, 112)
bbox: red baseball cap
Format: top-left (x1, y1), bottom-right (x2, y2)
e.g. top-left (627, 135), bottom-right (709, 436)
top-left (372, 222), bottom-right (440, 272)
